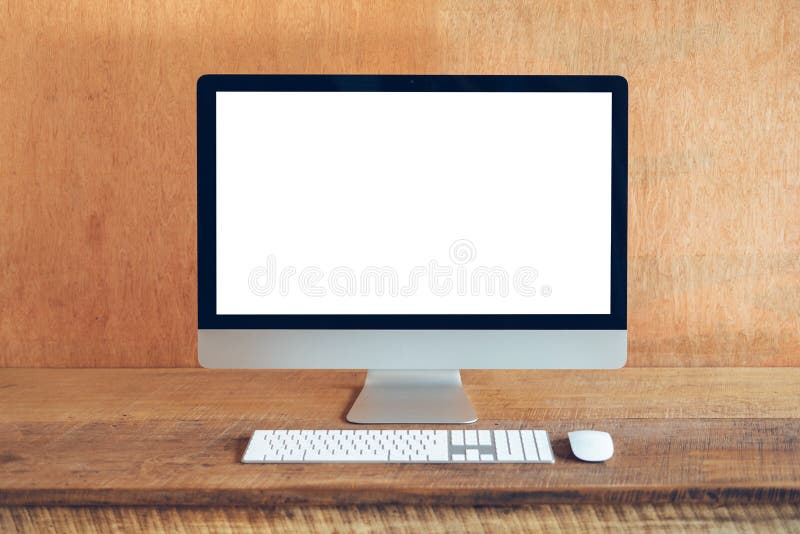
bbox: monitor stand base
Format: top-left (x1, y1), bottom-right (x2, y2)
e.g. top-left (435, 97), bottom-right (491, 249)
top-left (346, 370), bottom-right (478, 424)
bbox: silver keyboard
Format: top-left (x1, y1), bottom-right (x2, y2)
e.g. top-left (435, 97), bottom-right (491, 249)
top-left (242, 429), bottom-right (555, 463)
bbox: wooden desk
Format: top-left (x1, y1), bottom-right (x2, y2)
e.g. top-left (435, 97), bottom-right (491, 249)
top-left (1, 368), bottom-right (799, 530)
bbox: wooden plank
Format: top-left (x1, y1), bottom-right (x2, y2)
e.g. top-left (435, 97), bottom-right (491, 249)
top-left (2, 504), bottom-right (800, 533)
top-left (1, 1), bottom-right (799, 367)
top-left (0, 369), bottom-right (798, 506)
top-left (1, 368), bottom-right (799, 422)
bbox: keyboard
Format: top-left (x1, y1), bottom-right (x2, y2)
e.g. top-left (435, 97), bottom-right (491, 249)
top-left (242, 429), bottom-right (555, 463)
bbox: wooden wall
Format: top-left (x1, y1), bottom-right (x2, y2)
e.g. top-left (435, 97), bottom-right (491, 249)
top-left (1, 1), bottom-right (798, 367)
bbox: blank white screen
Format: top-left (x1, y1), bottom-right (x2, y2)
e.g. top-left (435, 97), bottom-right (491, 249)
top-left (216, 91), bottom-right (611, 315)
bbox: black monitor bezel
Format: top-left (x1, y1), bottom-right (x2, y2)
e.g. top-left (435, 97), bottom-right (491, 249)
top-left (198, 75), bottom-right (627, 330)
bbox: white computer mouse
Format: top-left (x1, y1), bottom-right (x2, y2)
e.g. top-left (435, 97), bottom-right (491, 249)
top-left (568, 430), bottom-right (614, 462)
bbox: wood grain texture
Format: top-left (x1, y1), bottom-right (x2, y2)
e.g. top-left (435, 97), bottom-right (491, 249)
top-left (1, 368), bottom-right (799, 506)
top-left (3, 504), bottom-right (800, 533)
top-left (1, 1), bottom-right (799, 367)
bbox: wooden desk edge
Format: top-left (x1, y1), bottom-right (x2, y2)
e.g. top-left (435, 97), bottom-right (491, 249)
top-left (3, 486), bottom-right (799, 507)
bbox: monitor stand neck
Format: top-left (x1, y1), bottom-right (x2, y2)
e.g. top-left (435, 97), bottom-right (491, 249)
top-left (346, 370), bottom-right (478, 424)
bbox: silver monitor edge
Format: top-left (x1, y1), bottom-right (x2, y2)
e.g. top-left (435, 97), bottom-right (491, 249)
top-left (199, 329), bottom-right (627, 370)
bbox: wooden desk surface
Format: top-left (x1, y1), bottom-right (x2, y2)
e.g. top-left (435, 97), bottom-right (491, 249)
top-left (1, 368), bottom-right (798, 508)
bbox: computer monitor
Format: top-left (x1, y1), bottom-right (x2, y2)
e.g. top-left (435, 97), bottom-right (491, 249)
top-left (198, 75), bottom-right (627, 424)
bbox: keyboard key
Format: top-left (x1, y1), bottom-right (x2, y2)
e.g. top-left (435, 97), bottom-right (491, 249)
top-left (429, 432), bottom-right (449, 462)
top-left (494, 430), bottom-right (511, 460)
top-left (452, 453), bottom-right (466, 462)
top-left (451, 430), bottom-right (464, 446)
top-left (362, 452), bottom-right (390, 462)
top-left (478, 430), bottom-right (491, 446)
top-left (480, 453), bottom-right (495, 462)
top-left (507, 431), bottom-right (525, 461)
top-left (521, 430), bottom-right (539, 461)
top-left (534, 431), bottom-right (554, 462)
top-left (465, 430), bottom-right (478, 446)
top-left (389, 451), bottom-right (410, 462)
top-left (264, 449), bottom-right (282, 461)
top-left (282, 450), bottom-right (305, 461)
top-left (465, 449), bottom-right (479, 461)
